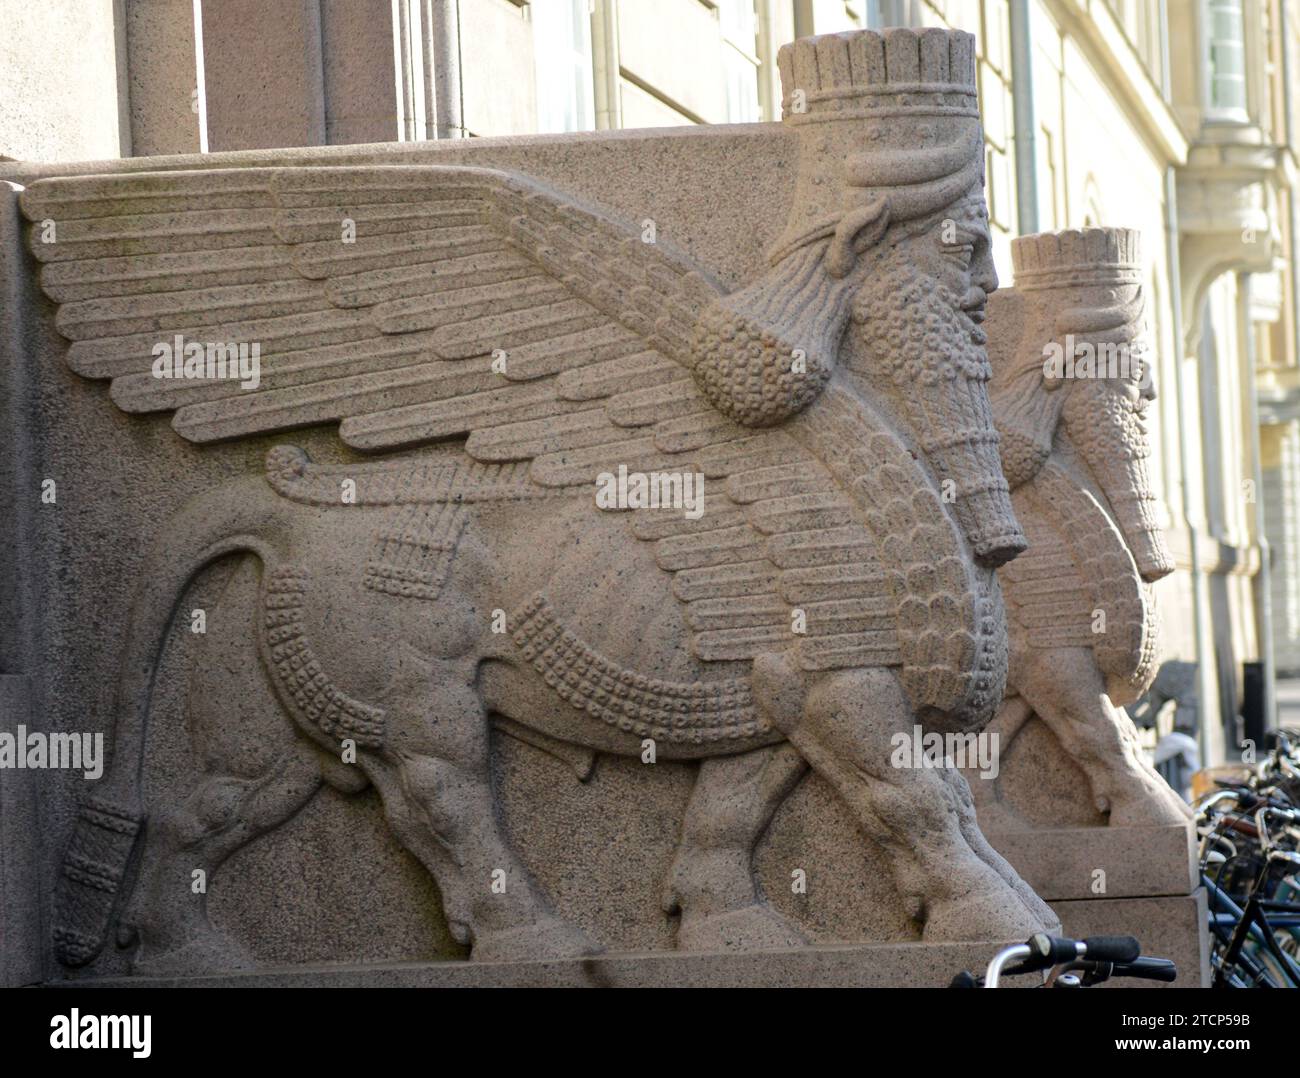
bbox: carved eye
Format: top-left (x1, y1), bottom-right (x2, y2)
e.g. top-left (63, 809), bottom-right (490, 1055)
top-left (944, 243), bottom-right (974, 265)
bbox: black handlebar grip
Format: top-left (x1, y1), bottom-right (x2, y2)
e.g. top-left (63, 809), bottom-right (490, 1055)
top-left (1082, 935), bottom-right (1141, 963)
top-left (1114, 957), bottom-right (1177, 983)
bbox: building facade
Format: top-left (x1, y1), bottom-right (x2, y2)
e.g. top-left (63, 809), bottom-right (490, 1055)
top-left (3, 0), bottom-right (1299, 765)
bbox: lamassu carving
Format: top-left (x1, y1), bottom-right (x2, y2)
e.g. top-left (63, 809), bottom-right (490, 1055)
top-left (979, 228), bottom-right (1192, 830)
top-left (26, 29), bottom-right (1059, 974)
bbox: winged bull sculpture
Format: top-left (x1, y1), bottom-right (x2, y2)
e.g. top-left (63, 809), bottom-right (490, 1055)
top-left (24, 28), bottom-right (1062, 972)
top-left (978, 228), bottom-right (1192, 829)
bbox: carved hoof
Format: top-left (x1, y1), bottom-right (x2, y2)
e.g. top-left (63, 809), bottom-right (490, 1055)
top-left (968, 844), bottom-right (1062, 934)
top-left (677, 903), bottom-right (809, 952)
top-left (921, 872), bottom-right (1056, 943)
top-left (1106, 787), bottom-right (1194, 828)
top-left (470, 916), bottom-right (603, 963)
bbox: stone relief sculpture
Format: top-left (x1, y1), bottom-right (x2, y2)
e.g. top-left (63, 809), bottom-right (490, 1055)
top-left (24, 28), bottom-right (1066, 975)
top-left (975, 228), bottom-right (1192, 829)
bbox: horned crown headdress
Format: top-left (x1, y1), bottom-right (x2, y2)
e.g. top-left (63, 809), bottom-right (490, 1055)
top-left (771, 27), bottom-right (986, 274)
top-left (1011, 227), bottom-right (1147, 389)
top-left (989, 227), bottom-right (1150, 487)
top-left (688, 29), bottom-right (989, 429)
top-left (1011, 227), bottom-right (1143, 292)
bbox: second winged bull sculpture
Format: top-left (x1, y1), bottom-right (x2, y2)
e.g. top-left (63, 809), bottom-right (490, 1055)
top-left (30, 28), bottom-right (1063, 972)
top-left (978, 228), bottom-right (1193, 831)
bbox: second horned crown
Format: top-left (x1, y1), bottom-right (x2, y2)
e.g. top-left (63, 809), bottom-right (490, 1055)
top-left (1012, 228), bottom-right (1143, 291)
top-left (777, 28), bottom-right (979, 123)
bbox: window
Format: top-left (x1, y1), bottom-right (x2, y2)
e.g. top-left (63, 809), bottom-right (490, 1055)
top-left (1204, 0), bottom-right (1248, 119)
top-left (532, 0), bottom-right (595, 133)
top-left (718, 0), bottom-right (761, 123)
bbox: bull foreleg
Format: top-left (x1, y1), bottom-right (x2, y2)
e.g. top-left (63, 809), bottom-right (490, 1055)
top-left (665, 745), bottom-right (810, 951)
top-left (753, 654), bottom-right (1056, 941)
top-left (1015, 647), bottom-right (1191, 827)
top-left (964, 695), bottom-right (1033, 833)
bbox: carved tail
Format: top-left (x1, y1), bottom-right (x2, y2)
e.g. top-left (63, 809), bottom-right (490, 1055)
top-left (52, 473), bottom-right (288, 968)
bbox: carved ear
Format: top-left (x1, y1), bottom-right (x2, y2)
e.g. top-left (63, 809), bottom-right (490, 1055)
top-left (825, 198), bottom-right (890, 278)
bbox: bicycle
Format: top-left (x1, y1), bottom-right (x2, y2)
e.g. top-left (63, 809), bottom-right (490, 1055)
top-left (1196, 731), bottom-right (1300, 987)
top-left (950, 933), bottom-right (1177, 988)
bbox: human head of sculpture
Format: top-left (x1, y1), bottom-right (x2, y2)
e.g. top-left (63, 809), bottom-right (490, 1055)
top-left (689, 27), bottom-right (1025, 569)
top-left (986, 228), bottom-right (1175, 582)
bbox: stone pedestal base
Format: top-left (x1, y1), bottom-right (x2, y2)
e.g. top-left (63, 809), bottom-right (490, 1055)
top-left (985, 824), bottom-right (1197, 901)
top-left (984, 823), bottom-right (1208, 988)
top-left (1052, 891), bottom-right (1210, 988)
top-left (58, 940), bottom-right (1029, 989)
top-left (56, 899), bottom-right (1208, 988)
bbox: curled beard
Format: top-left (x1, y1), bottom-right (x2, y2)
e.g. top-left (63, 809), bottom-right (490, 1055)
top-left (845, 262), bottom-right (1022, 563)
top-left (1065, 386), bottom-right (1173, 579)
top-left (846, 257), bottom-right (991, 386)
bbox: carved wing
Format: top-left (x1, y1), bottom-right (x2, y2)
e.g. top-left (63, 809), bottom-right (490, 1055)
top-left (20, 165), bottom-right (916, 673)
top-left (1002, 462), bottom-right (1157, 696)
top-left (19, 165), bottom-right (721, 445)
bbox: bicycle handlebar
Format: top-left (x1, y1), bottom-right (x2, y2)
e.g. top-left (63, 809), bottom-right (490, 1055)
top-left (1079, 936), bottom-right (1142, 963)
top-left (984, 934), bottom-right (1141, 985)
top-left (1113, 957), bottom-right (1178, 983)
top-left (958, 935), bottom-right (1172, 987)
top-left (1073, 956), bottom-right (1178, 985)
top-left (1255, 804), bottom-right (1300, 853)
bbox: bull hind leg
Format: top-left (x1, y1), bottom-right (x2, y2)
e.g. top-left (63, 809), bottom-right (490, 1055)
top-left (754, 655), bottom-right (1054, 941)
top-left (358, 666), bottom-right (600, 961)
top-left (122, 741), bottom-right (329, 976)
top-left (666, 746), bottom-right (810, 951)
